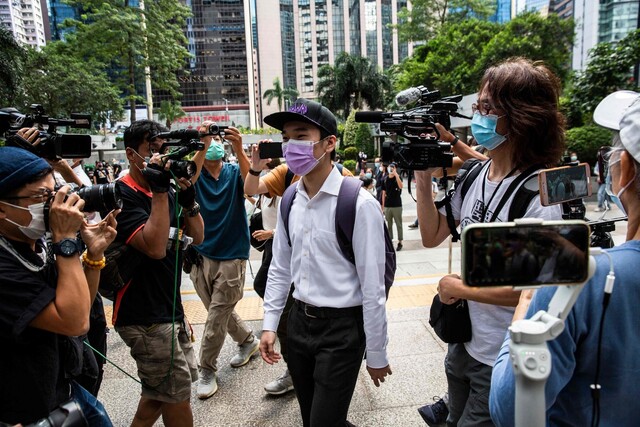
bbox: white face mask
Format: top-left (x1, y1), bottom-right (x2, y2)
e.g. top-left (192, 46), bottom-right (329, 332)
top-left (0, 201), bottom-right (48, 240)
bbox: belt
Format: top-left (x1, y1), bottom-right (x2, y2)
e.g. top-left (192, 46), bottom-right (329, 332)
top-left (295, 299), bottom-right (363, 319)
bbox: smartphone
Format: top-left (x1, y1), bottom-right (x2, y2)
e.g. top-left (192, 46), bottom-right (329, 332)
top-left (258, 142), bottom-right (283, 159)
top-left (461, 220), bottom-right (590, 287)
top-left (539, 163), bottom-right (592, 206)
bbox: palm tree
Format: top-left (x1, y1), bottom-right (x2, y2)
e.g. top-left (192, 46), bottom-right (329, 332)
top-left (316, 52), bottom-right (390, 120)
top-left (157, 100), bottom-right (186, 129)
top-left (263, 77), bottom-right (299, 111)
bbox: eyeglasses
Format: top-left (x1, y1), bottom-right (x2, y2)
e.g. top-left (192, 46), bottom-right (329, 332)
top-left (1, 188), bottom-right (55, 203)
top-left (471, 101), bottom-right (501, 116)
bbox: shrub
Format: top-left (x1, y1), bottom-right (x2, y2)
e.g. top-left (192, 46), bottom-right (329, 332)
top-left (343, 146), bottom-right (358, 161)
top-left (343, 159), bottom-right (357, 174)
top-left (565, 125), bottom-right (613, 167)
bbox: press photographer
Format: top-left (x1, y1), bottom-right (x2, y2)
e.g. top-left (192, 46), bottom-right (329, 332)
top-left (112, 119), bottom-right (204, 427)
top-left (490, 91), bottom-right (640, 427)
top-left (0, 147), bottom-right (118, 425)
top-left (414, 57), bottom-right (566, 425)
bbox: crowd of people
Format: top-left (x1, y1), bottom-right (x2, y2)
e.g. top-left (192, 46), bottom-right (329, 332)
top-left (1, 56), bottom-right (639, 427)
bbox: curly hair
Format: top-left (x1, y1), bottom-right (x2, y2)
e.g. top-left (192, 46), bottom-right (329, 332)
top-left (480, 57), bottom-right (566, 168)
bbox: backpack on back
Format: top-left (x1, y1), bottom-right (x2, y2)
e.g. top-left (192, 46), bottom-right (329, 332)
top-left (280, 177), bottom-right (396, 297)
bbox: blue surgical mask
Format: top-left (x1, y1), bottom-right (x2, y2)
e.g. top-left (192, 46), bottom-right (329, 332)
top-left (605, 159), bottom-right (633, 216)
top-left (365, 172), bottom-right (372, 179)
top-left (375, 162), bottom-right (380, 168)
top-left (471, 112), bottom-right (507, 150)
top-left (206, 142), bottom-right (225, 161)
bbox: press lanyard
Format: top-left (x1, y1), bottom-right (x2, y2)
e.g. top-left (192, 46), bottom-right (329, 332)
top-left (480, 161), bottom-right (519, 222)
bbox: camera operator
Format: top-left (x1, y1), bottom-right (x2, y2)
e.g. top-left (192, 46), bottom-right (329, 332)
top-left (0, 147), bottom-right (117, 425)
top-left (490, 92), bottom-right (640, 426)
top-left (113, 120), bottom-right (203, 427)
top-left (415, 57), bottom-right (565, 426)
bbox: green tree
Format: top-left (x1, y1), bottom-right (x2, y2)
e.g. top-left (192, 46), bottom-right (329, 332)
top-left (316, 52), bottom-right (390, 120)
top-left (263, 77), bottom-right (299, 111)
top-left (17, 48), bottom-right (124, 128)
top-left (565, 125), bottom-right (613, 167)
top-left (157, 100), bottom-right (186, 129)
top-left (61, 0), bottom-right (191, 121)
top-left (566, 29), bottom-right (640, 126)
top-left (395, 0), bottom-right (495, 43)
top-left (0, 27), bottom-right (26, 106)
top-left (342, 109), bottom-right (358, 148)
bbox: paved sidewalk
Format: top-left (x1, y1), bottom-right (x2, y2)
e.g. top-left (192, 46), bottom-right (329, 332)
top-left (99, 187), bottom-right (627, 426)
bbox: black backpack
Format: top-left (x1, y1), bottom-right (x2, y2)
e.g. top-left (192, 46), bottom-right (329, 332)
top-left (435, 159), bottom-right (542, 241)
top-left (280, 177), bottom-right (396, 297)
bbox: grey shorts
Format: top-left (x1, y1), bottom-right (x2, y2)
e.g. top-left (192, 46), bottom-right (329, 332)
top-left (116, 322), bottom-right (198, 403)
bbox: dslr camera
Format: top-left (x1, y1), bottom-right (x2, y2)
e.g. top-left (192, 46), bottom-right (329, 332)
top-left (355, 86), bottom-right (469, 170)
top-left (0, 105), bottom-right (92, 160)
top-left (152, 124), bottom-right (223, 179)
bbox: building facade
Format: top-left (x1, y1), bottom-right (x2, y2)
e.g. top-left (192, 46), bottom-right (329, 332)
top-left (598, 0), bottom-right (639, 43)
top-left (0, 0), bottom-right (47, 48)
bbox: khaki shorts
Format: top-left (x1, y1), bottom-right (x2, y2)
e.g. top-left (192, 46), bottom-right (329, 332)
top-left (116, 322), bottom-right (198, 403)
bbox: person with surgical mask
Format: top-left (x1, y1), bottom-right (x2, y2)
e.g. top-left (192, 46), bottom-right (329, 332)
top-left (258, 98), bottom-right (392, 427)
top-left (0, 146), bottom-right (118, 425)
top-left (491, 93), bottom-right (640, 427)
top-left (414, 57), bottom-right (566, 426)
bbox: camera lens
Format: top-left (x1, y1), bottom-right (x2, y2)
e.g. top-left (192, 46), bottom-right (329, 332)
top-left (169, 160), bottom-right (197, 179)
top-left (77, 182), bottom-right (123, 213)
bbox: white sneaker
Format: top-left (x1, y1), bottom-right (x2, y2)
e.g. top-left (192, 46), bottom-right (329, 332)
top-left (230, 335), bottom-right (260, 368)
top-left (197, 368), bottom-right (218, 400)
top-left (264, 369), bottom-right (294, 395)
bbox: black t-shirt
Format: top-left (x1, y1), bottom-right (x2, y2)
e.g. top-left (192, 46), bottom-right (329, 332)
top-left (113, 176), bottom-right (185, 327)
top-left (0, 239), bottom-right (70, 424)
top-left (384, 176), bottom-right (402, 207)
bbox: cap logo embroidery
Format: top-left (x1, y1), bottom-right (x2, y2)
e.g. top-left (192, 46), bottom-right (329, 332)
top-left (288, 104), bottom-right (308, 115)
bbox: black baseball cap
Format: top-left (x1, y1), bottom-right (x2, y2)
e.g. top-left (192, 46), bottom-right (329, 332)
top-left (264, 98), bottom-right (337, 138)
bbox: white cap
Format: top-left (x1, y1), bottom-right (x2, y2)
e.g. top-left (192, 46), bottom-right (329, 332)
top-left (619, 97), bottom-right (640, 164)
top-left (593, 90), bottom-right (640, 130)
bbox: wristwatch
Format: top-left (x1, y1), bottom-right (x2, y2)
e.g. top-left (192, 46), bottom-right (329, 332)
top-left (451, 136), bottom-right (460, 147)
top-left (187, 202), bottom-right (201, 217)
top-left (52, 238), bottom-right (82, 257)
top-left (248, 168), bottom-right (262, 176)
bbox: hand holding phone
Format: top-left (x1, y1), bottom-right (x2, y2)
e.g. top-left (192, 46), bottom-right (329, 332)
top-left (258, 142), bottom-right (283, 159)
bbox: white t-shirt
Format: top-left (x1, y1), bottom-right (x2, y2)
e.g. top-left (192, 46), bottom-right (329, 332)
top-left (259, 194), bottom-right (280, 232)
top-left (441, 161), bottom-right (562, 366)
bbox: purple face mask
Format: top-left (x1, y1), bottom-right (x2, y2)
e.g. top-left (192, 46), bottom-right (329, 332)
top-left (283, 139), bottom-right (326, 176)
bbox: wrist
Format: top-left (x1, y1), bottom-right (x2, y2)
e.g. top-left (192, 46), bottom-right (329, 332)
top-left (450, 136), bottom-right (459, 146)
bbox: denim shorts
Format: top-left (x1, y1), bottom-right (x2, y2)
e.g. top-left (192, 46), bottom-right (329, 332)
top-left (116, 322), bottom-right (198, 403)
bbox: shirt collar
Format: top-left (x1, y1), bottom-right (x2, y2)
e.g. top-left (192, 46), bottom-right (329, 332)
top-left (297, 164), bottom-right (343, 198)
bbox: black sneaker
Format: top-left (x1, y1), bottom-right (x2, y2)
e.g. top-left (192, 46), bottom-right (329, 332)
top-left (408, 223), bottom-right (419, 229)
top-left (417, 396), bottom-right (448, 426)
top-left (396, 242), bottom-right (403, 251)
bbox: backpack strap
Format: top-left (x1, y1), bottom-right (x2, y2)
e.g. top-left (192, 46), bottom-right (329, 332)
top-left (508, 172), bottom-right (540, 221)
top-left (488, 164), bottom-right (543, 222)
top-left (335, 177), bottom-right (362, 264)
top-left (434, 159), bottom-right (485, 242)
top-left (280, 181), bottom-right (299, 247)
top-left (284, 168), bottom-right (295, 190)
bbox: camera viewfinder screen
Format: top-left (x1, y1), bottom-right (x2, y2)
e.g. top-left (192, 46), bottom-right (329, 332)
top-left (462, 224), bottom-right (590, 287)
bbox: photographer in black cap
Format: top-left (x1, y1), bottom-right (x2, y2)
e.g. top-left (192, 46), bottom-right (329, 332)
top-left (0, 147), bottom-right (118, 425)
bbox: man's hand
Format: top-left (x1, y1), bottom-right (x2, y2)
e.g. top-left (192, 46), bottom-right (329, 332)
top-left (49, 185), bottom-right (86, 241)
top-left (259, 331), bottom-right (282, 365)
top-left (438, 274), bottom-right (463, 305)
top-left (176, 178), bottom-right (196, 208)
top-left (434, 123), bottom-right (456, 144)
top-left (224, 126), bottom-right (243, 150)
top-left (80, 209), bottom-right (119, 259)
top-left (250, 141), bottom-right (274, 172)
top-left (16, 127), bottom-right (41, 146)
top-left (252, 229), bottom-right (273, 242)
top-left (367, 365), bottom-right (392, 387)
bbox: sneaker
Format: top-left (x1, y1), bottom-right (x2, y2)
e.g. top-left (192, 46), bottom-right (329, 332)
top-left (264, 369), bottom-right (294, 395)
top-left (197, 368), bottom-right (218, 400)
top-left (230, 334), bottom-right (260, 368)
top-left (396, 242), bottom-right (403, 251)
top-left (418, 395), bottom-right (449, 426)
top-left (408, 223), bottom-right (419, 229)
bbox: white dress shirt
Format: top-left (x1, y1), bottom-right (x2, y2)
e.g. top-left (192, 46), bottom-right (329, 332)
top-left (263, 166), bottom-right (389, 368)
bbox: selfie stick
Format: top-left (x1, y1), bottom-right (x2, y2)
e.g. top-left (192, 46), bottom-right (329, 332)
top-left (509, 256), bottom-right (596, 427)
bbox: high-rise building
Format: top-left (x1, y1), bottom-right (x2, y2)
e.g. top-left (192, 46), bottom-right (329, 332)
top-left (550, 0), bottom-right (573, 19)
top-left (599, 0), bottom-right (639, 43)
top-left (1, 0), bottom-right (47, 48)
top-left (253, 0), bottom-right (412, 123)
top-left (489, 0), bottom-right (512, 23)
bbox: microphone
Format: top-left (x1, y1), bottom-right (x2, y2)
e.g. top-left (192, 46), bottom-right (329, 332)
top-left (354, 111), bottom-right (388, 123)
top-left (395, 87), bottom-right (424, 107)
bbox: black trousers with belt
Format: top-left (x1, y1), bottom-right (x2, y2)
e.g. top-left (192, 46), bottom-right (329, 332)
top-left (287, 300), bottom-right (366, 427)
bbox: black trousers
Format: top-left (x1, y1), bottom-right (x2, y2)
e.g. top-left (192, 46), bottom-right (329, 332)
top-left (253, 239), bottom-right (273, 299)
top-left (287, 301), bottom-right (366, 427)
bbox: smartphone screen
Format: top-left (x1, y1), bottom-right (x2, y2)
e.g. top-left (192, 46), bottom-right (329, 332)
top-left (259, 142), bottom-right (283, 159)
top-left (539, 163), bottom-right (591, 206)
top-left (461, 221), bottom-right (590, 287)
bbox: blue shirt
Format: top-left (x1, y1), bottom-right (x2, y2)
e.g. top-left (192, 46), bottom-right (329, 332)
top-left (194, 163), bottom-right (250, 260)
top-left (490, 240), bottom-right (640, 426)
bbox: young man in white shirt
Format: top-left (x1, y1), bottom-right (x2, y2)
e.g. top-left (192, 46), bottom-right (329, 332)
top-left (259, 98), bottom-right (392, 427)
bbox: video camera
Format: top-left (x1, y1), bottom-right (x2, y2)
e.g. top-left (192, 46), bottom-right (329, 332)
top-left (354, 86), bottom-right (469, 170)
top-left (151, 128), bottom-right (212, 179)
top-left (0, 105), bottom-right (92, 160)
